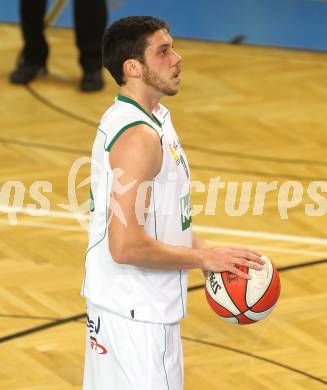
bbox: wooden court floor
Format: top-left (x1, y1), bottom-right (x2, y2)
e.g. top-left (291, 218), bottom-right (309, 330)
top-left (0, 23), bottom-right (326, 389)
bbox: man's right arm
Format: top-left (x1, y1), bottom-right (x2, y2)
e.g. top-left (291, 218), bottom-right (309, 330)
top-left (108, 124), bottom-right (264, 279)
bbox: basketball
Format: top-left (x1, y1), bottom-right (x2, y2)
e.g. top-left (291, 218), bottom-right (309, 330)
top-left (205, 255), bottom-right (281, 324)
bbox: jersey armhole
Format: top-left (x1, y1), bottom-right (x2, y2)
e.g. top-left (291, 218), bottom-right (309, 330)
top-left (106, 121), bottom-right (162, 152)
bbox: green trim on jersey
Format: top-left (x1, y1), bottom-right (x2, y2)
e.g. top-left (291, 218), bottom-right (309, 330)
top-left (89, 127), bottom-right (108, 213)
top-left (117, 95), bottom-right (162, 128)
top-left (162, 325), bottom-right (170, 390)
top-left (82, 129), bottom-right (108, 296)
top-left (82, 171), bottom-right (109, 296)
top-left (162, 111), bottom-right (169, 125)
top-left (90, 188), bottom-right (95, 212)
top-left (152, 180), bottom-right (158, 240)
top-left (179, 271), bottom-right (185, 318)
top-left (106, 120), bottom-right (158, 151)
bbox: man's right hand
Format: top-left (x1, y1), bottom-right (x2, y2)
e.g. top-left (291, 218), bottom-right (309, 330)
top-left (202, 247), bottom-right (266, 279)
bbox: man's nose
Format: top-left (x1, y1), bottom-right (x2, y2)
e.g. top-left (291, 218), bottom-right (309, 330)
top-left (172, 49), bottom-right (182, 65)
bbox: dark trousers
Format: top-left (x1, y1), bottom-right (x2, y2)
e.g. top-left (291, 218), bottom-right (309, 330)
top-left (20, 0), bottom-right (107, 72)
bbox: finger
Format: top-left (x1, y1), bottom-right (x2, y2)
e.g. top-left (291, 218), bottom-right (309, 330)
top-left (228, 265), bottom-right (251, 280)
top-left (232, 258), bottom-right (263, 271)
top-left (228, 246), bottom-right (262, 257)
top-left (243, 259), bottom-right (264, 271)
top-left (232, 251), bottom-right (265, 264)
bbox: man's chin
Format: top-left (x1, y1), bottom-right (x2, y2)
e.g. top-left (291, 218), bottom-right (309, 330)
top-left (164, 85), bottom-right (179, 96)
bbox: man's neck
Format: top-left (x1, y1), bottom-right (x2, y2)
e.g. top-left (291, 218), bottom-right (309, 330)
top-left (119, 87), bottom-right (161, 117)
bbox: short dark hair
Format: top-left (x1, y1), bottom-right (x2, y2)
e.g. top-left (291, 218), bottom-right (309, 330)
top-left (102, 16), bottom-right (169, 85)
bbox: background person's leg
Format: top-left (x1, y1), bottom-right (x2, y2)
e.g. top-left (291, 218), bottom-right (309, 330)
top-left (21, 0), bottom-right (48, 65)
top-left (10, 0), bottom-right (48, 84)
top-left (73, 0), bottom-right (107, 91)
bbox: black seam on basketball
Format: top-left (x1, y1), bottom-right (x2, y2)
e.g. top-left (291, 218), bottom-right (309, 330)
top-left (244, 267), bottom-right (250, 312)
top-left (238, 312), bottom-right (256, 323)
top-left (245, 270), bottom-right (249, 311)
top-left (249, 267), bottom-right (277, 313)
top-left (220, 272), bottom-right (250, 315)
top-left (235, 267), bottom-right (251, 312)
top-left (205, 290), bottom-right (234, 318)
top-left (220, 273), bottom-right (236, 313)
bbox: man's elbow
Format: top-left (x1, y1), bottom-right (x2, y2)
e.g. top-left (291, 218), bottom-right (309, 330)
top-left (109, 240), bottom-right (138, 265)
top-left (109, 230), bottom-right (147, 265)
top-left (109, 242), bottom-right (128, 264)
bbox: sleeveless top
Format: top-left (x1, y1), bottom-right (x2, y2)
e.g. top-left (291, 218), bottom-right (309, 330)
top-left (81, 95), bottom-right (192, 324)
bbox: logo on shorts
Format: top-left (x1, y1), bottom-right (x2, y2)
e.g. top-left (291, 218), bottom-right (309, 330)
top-left (87, 314), bottom-right (108, 355)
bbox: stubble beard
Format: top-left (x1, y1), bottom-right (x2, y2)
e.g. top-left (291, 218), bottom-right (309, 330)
top-left (142, 64), bottom-right (179, 96)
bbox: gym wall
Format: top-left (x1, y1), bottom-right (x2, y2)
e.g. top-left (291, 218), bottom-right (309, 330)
top-left (1, 0), bottom-right (327, 51)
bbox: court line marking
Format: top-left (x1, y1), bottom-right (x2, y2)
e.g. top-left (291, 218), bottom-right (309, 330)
top-left (2, 256), bottom-right (326, 325)
top-left (2, 216), bottom-right (326, 257)
top-left (21, 85), bottom-right (327, 175)
top-left (3, 22), bottom-right (327, 67)
top-left (181, 335), bottom-right (327, 386)
top-left (2, 84), bottom-right (325, 183)
top-left (0, 310), bottom-right (325, 385)
top-left (188, 258), bottom-right (327, 292)
top-left (193, 225), bottom-right (327, 246)
top-left (204, 240), bottom-right (327, 258)
top-left (0, 205), bottom-right (89, 220)
top-left (1, 214), bottom-right (325, 256)
top-left (2, 134), bottom-right (327, 167)
top-left (179, 45), bottom-right (327, 66)
top-left (0, 313), bottom-right (85, 344)
top-left (1, 35), bottom-right (326, 383)
top-left (0, 219), bottom-right (83, 232)
top-left (0, 313), bottom-right (59, 321)
top-left (1, 206), bottom-right (327, 246)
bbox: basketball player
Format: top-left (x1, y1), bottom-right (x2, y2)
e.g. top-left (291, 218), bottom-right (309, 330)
top-left (82, 16), bottom-right (265, 390)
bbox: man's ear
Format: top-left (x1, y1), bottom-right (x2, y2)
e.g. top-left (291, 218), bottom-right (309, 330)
top-left (123, 59), bottom-right (142, 81)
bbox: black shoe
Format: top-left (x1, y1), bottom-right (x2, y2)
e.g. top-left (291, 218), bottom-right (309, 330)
top-left (80, 70), bottom-right (104, 92)
top-left (9, 62), bottom-right (47, 84)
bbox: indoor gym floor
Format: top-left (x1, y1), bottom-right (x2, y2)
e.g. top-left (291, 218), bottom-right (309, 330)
top-left (0, 23), bottom-right (326, 389)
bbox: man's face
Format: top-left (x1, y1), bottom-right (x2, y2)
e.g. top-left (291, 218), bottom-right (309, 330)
top-left (141, 29), bottom-right (182, 96)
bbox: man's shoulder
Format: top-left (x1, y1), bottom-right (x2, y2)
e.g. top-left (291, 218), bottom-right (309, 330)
top-left (98, 113), bottom-right (141, 145)
top-left (100, 99), bottom-right (162, 130)
top-left (100, 100), bottom-right (136, 125)
top-left (98, 101), bottom-right (162, 152)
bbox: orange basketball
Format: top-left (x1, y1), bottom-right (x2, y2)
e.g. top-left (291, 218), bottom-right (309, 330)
top-left (205, 255), bottom-right (281, 324)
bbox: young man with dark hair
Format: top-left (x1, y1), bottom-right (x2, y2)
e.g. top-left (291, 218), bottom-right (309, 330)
top-left (82, 16), bottom-right (264, 389)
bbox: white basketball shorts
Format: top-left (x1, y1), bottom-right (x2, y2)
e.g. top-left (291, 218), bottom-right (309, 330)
top-left (83, 301), bottom-right (184, 390)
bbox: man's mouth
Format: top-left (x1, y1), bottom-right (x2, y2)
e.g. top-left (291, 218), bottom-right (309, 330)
top-left (173, 69), bottom-right (182, 79)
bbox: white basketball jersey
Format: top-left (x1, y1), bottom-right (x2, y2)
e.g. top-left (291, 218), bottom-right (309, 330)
top-left (81, 95), bottom-right (192, 324)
